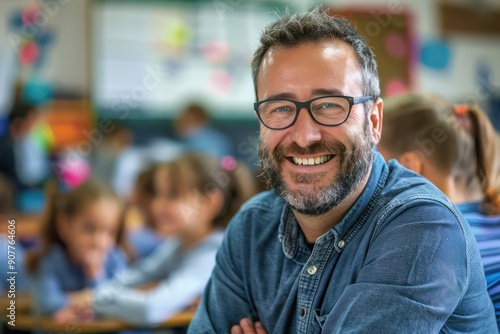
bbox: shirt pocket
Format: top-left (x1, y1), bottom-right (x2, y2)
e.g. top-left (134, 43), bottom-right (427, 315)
top-left (313, 309), bottom-right (328, 330)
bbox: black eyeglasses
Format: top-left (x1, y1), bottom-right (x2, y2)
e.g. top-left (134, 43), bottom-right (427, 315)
top-left (254, 95), bottom-right (373, 130)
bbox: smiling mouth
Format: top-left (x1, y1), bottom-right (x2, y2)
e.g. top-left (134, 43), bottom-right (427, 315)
top-left (291, 154), bottom-right (334, 166)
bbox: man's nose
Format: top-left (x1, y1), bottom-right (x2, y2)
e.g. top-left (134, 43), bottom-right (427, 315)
top-left (290, 107), bottom-right (322, 147)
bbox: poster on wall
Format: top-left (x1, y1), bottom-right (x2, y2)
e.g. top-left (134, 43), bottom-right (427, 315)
top-left (328, 7), bottom-right (416, 98)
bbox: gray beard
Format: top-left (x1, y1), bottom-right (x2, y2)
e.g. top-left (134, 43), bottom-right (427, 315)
top-left (258, 125), bottom-right (374, 216)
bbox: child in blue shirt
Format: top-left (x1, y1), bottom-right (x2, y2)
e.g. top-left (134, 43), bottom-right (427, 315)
top-left (379, 92), bottom-right (500, 329)
top-left (69, 153), bottom-right (256, 326)
top-left (26, 181), bottom-right (129, 323)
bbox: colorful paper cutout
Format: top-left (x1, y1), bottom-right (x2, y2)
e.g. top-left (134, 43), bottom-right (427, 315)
top-left (385, 32), bottom-right (406, 59)
top-left (420, 40), bottom-right (451, 71)
top-left (163, 21), bottom-right (189, 49)
top-left (21, 3), bottom-right (40, 26)
top-left (209, 70), bottom-right (233, 95)
top-left (202, 40), bottom-right (230, 64)
top-left (19, 41), bottom-right (39, 65)
top-left (22, 77), bottom-right (53, 104)
top-left (386, 79), bottom-right (408, 96)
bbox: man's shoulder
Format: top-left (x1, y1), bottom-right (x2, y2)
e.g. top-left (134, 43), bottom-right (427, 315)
top-left (227, 190), bottom-right (284, 234)
top-left (381, 159), bottom-right (451, 205)
top-left (374, 159), bottom-right (467, 233)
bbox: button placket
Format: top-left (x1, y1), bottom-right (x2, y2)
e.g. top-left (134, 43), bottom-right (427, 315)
top-left (296, 234), bottom-right (336, 333)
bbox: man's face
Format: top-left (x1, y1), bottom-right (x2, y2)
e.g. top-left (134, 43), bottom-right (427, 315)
top-left (257, 41), bottom-right (377, 216)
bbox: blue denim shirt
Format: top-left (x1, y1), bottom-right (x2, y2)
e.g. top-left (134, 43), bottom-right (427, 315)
top-left (188, 152), bottom-right (497, 333)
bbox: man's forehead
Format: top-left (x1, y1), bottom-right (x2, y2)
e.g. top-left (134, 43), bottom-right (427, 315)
top-left (261, 40), bottom-right (357, 65)
top-left (257, 40), bottom-right (364, 97)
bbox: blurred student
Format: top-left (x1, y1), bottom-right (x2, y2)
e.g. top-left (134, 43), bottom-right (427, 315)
top-left (0, 103), bottom-right (50, 192)
top-left (90, 125), bottom-right (133, 183)
top-left (175, 103), bottom-right (233, 158)
top-left (26, 181), bottom-right (129, 323)
top-left (378, 92), bottom-right (500, 328)
top-left (70, 153), bottom-right (256, 326)
top-left (1, 235), bottom-right (28, 293)
top-left (127, 164), bottom-right (164, 260)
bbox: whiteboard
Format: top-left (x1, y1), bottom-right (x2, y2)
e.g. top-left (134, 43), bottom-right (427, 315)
top-left (91, 1), bottom-right (283, 118)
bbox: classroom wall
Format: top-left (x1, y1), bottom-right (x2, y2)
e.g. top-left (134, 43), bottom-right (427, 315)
top-left (0, 0), bottom-right (499, 110)
top-left (0, 0), bottom-right (89, 115)
top-left (329, 0), bottom-right (500, 105)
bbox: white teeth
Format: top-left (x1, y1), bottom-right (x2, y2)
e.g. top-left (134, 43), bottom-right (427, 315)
top-left (292, 155), bottom-right (333, 166)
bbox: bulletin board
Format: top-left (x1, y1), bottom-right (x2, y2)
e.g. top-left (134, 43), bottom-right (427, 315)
top-left (90, 0), bottom-right (289, 119)
top-left (328, 7), bottom-right (416, 97)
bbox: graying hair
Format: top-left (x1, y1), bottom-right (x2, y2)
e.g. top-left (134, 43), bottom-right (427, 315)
top-left (251, 6), bottom-right (380, 101)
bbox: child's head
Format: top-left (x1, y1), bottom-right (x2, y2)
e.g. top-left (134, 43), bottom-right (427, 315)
top-left (174, 103), bottom-right (210, 137)
top-left (7, 103), bottom-right (39, 139)
top-left (27, 181), bottom-right (127, 273)
top-left (380, 92), bottom-right (500, 214)
top-left (152, 153), bottom-right (256, 237)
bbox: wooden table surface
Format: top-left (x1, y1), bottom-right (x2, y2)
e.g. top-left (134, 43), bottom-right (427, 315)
top-left (0, 214), bottom-right (42, 239)
top-left (4, 311), bottom-right (194, 332)
top-left (0, 295), bottom-right (32, 313)
top-left (1, 296), bottom-right (194, 332)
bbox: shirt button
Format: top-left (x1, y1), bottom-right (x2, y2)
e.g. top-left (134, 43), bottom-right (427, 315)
top-left (307, 265), bottom-right (317, 275)
top-left (338, 240), bottom-right (345, 249)
top-left (300, 307), bottom-right (307, 318)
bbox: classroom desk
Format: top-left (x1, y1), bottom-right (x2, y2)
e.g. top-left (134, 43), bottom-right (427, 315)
top-left (5, 311), bottom-right (194, 332)
top-left (0, 295), bottom-right (32, 313)
top-left (1, 296), bottom-right (193, 332)
top-left (0, 214), bottom-right (42, 239)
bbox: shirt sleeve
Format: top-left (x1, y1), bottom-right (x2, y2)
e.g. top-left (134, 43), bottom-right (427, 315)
top-left (29, 258), bottom-right (67, 315)
top-left (321, 201), bottom-right (482, 333)
top-left (92, 241), bottom-right (216, 326)
top-left (85, 248), bottom-right (129, 288)
top-left (101, 240), bottom-right (178, 291)
top-left (188, 220), bottom-right (254, 333)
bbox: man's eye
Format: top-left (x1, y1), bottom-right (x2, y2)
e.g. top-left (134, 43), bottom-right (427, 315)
top-left (273, 105), bottom-right (294, 113)
top-left (319, 103), bottom-right (339, 109)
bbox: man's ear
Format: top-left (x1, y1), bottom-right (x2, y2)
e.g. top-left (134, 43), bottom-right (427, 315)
top-left (369, 97), bottom-right (383, 144)
top-left (398, 151), bottom-right (423, 175)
